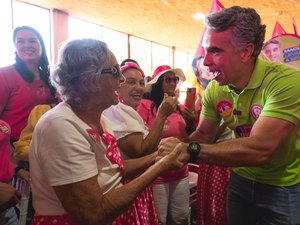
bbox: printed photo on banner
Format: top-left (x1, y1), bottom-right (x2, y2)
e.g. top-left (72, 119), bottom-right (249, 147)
top-left (261, 34), bottom-right (300, 70)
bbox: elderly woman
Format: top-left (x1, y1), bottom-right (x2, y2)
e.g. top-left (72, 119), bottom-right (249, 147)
top-left (101, 60), bottom-right (178, 224)
top-left (29, 39), bottom-right (184, 225)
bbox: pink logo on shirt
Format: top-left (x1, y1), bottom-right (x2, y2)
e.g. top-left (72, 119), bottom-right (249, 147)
top-left (250, 104), bottom-right (262, 120)
top-left (217, 100), bottom-right (233, 117)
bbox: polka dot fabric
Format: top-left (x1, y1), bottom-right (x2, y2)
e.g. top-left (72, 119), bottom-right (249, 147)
top-left (87, 128), bottom-right (158, 224)
top-left (112, 180), bottom-right (158, 225)
top-left (86, 129), bottom-right (124, 171)
top-left (197, 162), bottom-right (230, 225)
top-left (101, 131), bottom-right (124, 171)
top-left (31, 215), bottom-right (74, 225)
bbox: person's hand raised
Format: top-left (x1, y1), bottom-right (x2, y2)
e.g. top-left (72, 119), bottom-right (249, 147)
top-left (157, 93), bottom-right (178, 118)
top-left (181, 107), bottom-right (196, 131)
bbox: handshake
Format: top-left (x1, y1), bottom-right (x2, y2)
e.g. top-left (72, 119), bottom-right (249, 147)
top-left (155, 137), bottom-right (196, 171)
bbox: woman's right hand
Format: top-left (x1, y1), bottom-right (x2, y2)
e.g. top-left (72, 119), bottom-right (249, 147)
top-left (157, 93), bottom-right (178, 118)
top-left (155, 137), bottom-right (188, 171)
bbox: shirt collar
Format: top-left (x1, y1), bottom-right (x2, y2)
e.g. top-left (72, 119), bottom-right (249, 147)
top-left (223, 58), bottom-right (266, 93)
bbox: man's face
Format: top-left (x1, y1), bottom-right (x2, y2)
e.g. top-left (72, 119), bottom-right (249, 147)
top-left (202, 29), bottom-right (245, 87)
top-left (263, 43), bottom-right (281, 63)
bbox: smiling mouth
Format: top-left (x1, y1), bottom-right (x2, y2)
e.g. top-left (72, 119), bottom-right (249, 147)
top-left (132, 94), bottom-right (142, 99)
top-left (212, 71), bottom-right (221, 79)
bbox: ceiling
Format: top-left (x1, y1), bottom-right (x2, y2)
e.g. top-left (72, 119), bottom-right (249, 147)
top-left (19, 0), bottom-right (300, 54)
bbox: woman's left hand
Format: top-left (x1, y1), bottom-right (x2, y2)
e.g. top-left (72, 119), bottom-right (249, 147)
top-left (182, 107), bottom-right (196, 129)
top-left (17, 169), bottom-right (31, 183)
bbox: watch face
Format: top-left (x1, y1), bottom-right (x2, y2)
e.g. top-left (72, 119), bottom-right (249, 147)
top-left (189, 142), bottom-right (199, 152)
top-left (188, 142), bottom-right (200, 163)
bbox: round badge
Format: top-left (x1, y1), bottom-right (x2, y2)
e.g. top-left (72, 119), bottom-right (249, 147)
top-left (217, 100), bottom-right (233, 117)
top-left (250, 104), bottom-right (262, 120)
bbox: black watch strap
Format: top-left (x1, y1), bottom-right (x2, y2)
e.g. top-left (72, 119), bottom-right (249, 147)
top-left (187, 141), bottom-right (200, 163)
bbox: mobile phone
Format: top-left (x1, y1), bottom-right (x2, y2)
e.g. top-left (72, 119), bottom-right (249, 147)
top-left (185, 87), bottom-right (196, 111)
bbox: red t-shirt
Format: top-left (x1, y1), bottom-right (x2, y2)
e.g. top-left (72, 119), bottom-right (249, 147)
top-left (0, 65), bottom-right (53, 140)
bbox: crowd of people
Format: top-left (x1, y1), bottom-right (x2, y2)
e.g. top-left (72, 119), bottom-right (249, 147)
top-left (1, 5), bottom-right (300, 225)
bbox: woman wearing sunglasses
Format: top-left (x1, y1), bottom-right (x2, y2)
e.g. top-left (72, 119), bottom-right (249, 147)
top-left (137, 65), bottom-right (196, 225)
top-left (101, 60), bottom-right (179, 224)
top-left (29, 39), bottom-right (185, 225)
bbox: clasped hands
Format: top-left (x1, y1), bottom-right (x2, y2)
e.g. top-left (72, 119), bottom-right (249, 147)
top-left (155, 137), bottom-right (190, 170)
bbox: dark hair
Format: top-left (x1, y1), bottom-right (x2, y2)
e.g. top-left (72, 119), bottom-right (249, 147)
top-left (263, 39), bottom-right (281, 49)
top-left (13, 26), bottom-right (56, 98)
top-left (148, 76), bottom-right (164, 116)
top-left (205, 6), bottom-right (266, 59)
top-left (120, 58), bottom-right (139, 66)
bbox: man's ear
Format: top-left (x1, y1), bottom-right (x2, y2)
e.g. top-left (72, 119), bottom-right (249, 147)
top-left (240, 43), bottom-right (255, 62)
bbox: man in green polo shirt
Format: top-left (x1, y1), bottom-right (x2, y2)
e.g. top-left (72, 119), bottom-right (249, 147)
top-left (158, 6), bottom-right (300, 225)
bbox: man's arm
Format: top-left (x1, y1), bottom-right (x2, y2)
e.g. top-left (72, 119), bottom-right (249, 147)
top-left (186, 118), bottom-right (221, 143)
top-left (199, 116), bottom-right (295, 166)
top-left (159, 116), bottom-right (295, 167)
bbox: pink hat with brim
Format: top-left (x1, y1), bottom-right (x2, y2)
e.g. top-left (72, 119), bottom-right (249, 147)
top-left (147, 65), bottom-right (186, 85)
top-left (120, 62), bottom-right (145, 77)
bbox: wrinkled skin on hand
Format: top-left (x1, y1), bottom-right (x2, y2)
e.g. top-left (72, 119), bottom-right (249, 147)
top-left (156, 137), bottom-right (189, 169)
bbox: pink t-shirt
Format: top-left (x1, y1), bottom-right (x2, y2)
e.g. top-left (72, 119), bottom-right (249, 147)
top-left (137, 99), bottom-right (189, 184)
top-left (0, 65), bottom-right (53, 140)
top-left (0, 120), bottom-right (14, 182)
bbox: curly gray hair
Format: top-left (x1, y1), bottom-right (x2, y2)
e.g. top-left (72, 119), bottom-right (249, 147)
top-left (205, 6), bottom-right (266, 59)
top-left (51, 39), bottom-right (110, 105)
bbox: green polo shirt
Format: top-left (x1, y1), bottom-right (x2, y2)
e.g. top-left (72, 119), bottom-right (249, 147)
top-left (201, 58), bottom-right (300, 186)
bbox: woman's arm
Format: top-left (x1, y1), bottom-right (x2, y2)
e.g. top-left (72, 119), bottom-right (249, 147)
top-left (53, 147), bottom-right (184, 225)
top-left (122, 152), bottom-right (157, 179)
top-left (117, 94), bottom-right (178, 157)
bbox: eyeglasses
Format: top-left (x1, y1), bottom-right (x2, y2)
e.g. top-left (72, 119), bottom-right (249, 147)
top-left (100, 65), bottom-right (122, 77)
top-left (164, 76), bottom-right (179, 84)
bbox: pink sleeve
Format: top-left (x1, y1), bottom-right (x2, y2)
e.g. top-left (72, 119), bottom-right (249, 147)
top-left (137, 99), bottom-right (152, 126)
top-left (0, 69), bottom-right (11, 116)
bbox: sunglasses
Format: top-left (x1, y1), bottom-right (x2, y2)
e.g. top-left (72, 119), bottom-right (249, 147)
top-left (164, 76), bottom-right (179, 84)
top-left (100, 65), bottom-right (122, 77)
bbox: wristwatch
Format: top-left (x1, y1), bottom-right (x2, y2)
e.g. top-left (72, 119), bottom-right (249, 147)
top-left (187, 141), bottom-right (201, 163)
